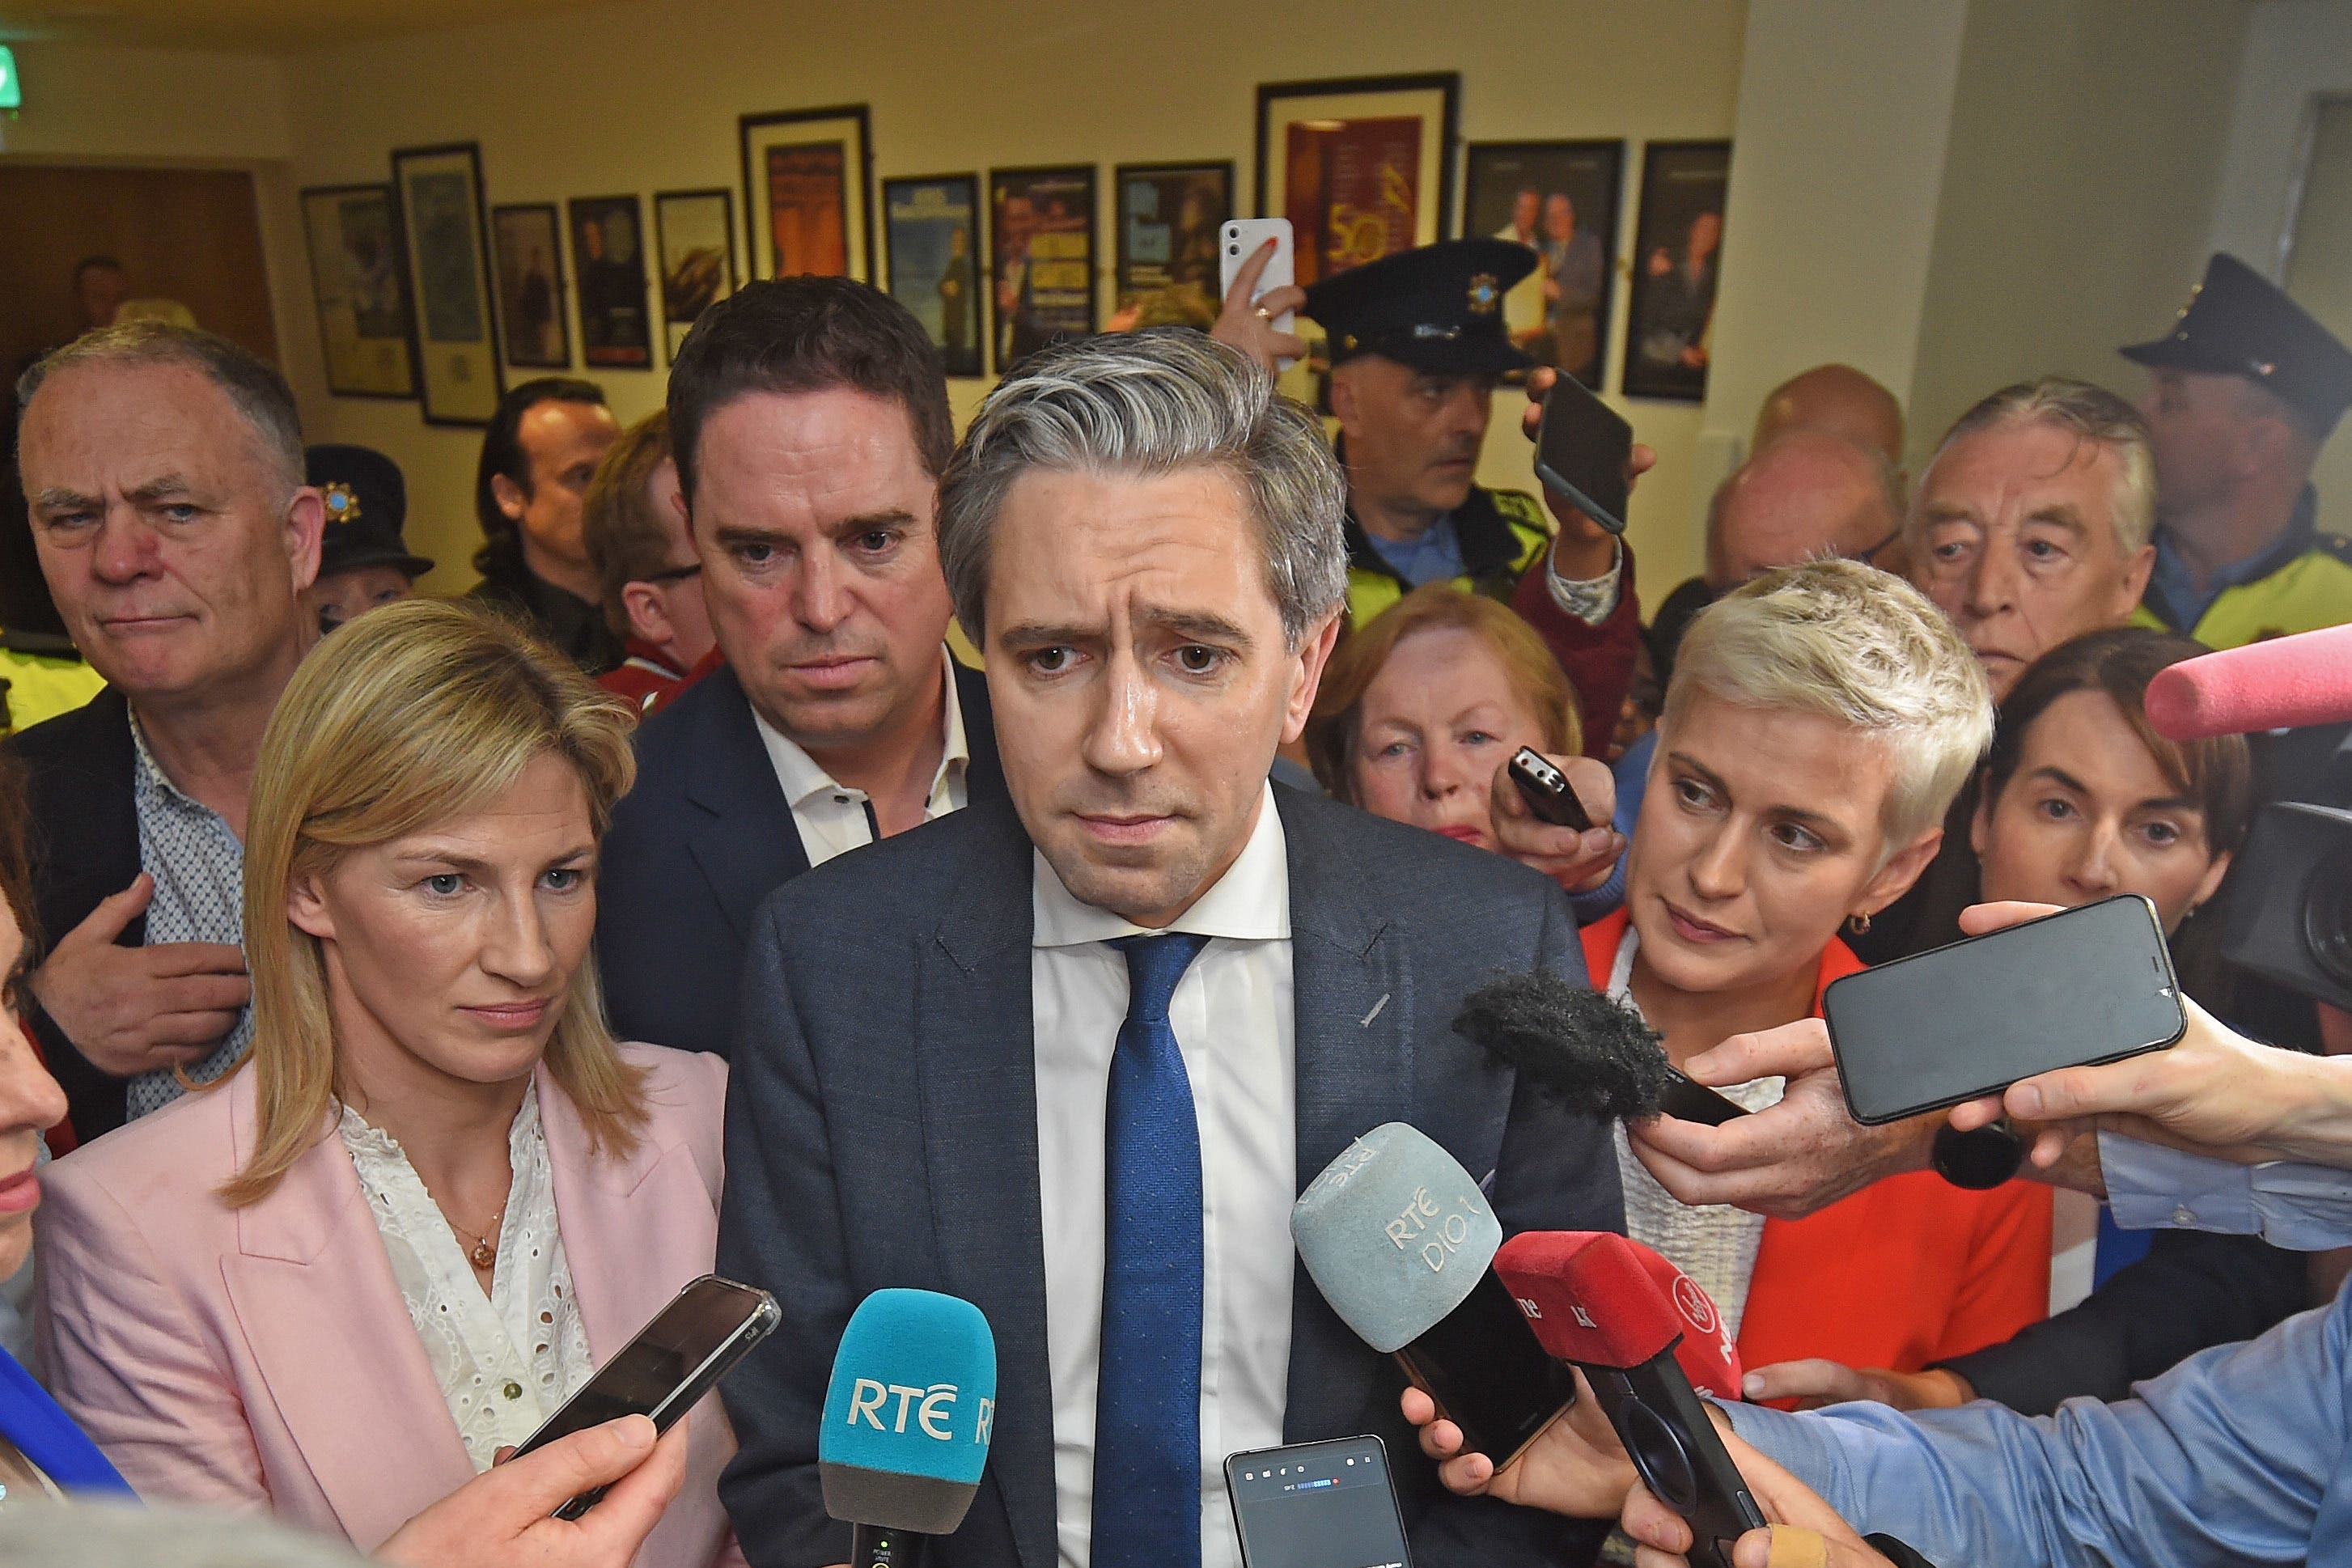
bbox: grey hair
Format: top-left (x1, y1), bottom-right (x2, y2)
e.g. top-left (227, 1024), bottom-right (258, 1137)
top-left (935, 328), bottom-right (1349, 646)
top-left (1662, 558), bottom-right (1994, 851)
top-left (15, 320), bottom-right (305, 496)
top-left (1914, 376), bottom-right (2156, 555)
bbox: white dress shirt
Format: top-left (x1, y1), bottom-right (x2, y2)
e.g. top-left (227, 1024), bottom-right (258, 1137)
top-left (1032, 783), bottom-right (1296, 1568)
top-left (753, 649), bottom-right (971, 867)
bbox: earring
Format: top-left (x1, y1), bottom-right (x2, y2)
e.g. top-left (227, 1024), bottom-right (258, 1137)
top-left (1846, 912), bottom-right (1872, 936)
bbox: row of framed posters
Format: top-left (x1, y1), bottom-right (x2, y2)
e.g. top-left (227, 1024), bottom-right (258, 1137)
top-left (299, 77), bottom-right (1732, 423)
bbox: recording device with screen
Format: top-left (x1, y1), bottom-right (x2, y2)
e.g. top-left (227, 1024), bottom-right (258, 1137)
top-left (819, 1288), bottom-right (998, 1568)
top-left (509, 1274), bottom-right (778, 1519)
top-left (1507, 746), bottom-right (1595, 832)
top-left (1225, 1435), bottom-right (1412, 1568)
top-left (1290, 1122), bottom-right (1581, 1471)
top-left (1532, 372), bottom-right (1633, 535)
top-left (1494, 1231), bottom-right (1762, 1568)
top-left (1824, 893), bottom-right (2187, 1126)
top-left (1220, 218), bottom-right (1297, 371)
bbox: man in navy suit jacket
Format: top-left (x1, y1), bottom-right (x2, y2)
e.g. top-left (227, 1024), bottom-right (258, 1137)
top-left (717, 330), bottom-right (1622, 1568)
top-left (597, 279), bottom-right (1008, 1057)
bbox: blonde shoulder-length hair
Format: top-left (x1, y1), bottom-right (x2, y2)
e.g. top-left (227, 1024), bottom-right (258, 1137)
top-left (217, 598), bottom-right (646, 1208)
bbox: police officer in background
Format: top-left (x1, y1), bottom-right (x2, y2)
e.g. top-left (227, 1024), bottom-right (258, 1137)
top-left (1300, 237), bottom-right (1637, 751)
top-left (303, 443), bottom-right (433, 634)
top-left (2125, 252), bottom-right (2352, 647)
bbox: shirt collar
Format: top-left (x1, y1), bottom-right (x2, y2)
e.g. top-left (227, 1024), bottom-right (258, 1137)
top-left (1032, 781), bottom-right (1290, 948)
top-left (2146, 485), bottom-right (2320, 631)
top-left (754, 646), bottom-right (971, 810)
top-left (127, 708), bottom-right (222, 821)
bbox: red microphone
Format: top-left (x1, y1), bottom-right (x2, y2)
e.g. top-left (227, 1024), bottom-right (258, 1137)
top-left (2144, 623), bottom-right (2352, 740)
top-left (1495, 1232), bottom-right (1764, 1568)
top-left (1623, 1238), bottom-right (1743, 1401)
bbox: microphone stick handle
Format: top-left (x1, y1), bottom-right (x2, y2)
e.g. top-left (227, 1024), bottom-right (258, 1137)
top-left (852, 1523), bottom-right (928, 1568)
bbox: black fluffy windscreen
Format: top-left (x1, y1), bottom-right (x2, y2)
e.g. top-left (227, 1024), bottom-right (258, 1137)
top-left (1451, 970), bottom-right (1672, 1121)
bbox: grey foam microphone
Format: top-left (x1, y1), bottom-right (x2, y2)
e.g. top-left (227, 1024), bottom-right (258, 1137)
top-left (1291, 1122), bottom-right (1578, 1466)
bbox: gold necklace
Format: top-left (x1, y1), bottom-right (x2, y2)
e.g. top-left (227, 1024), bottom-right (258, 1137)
top-left (450, 1206), bottom-right (506, 1271)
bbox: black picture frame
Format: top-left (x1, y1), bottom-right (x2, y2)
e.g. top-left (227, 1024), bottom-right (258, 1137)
top-left (654, 187), bottom-right (737, 362)
top-left (739, 104), bottom-right (875, 284)
top-left (1112, 160), bottom-right (1233, 322)
top-left (883, 172), bottom-right (985, 379)
top-left (1621, 140), bottom-right (1731, 403)
top-left (389, 141), bottom-right (504, 426)
top-left (299, 181), bottom-right (419, 400)
top-left (1253, 72), bottom-right (1459, 289)
top-left (489, 202), bottom-right (571, 371)
top-left (1463, 140), bottom-right (1625, 390)
top-left (987, 163), bottom-right (1099, 375)
top-left (567, 193), bottom-right (655, 371)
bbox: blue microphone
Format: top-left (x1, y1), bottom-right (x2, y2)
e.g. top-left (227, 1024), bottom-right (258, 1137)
top-left (820, 1288), bottom-right (998, 1568)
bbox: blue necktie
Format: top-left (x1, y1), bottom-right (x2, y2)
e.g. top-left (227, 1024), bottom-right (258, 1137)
top-left (1091, 931), bottom-right (1211, 1568)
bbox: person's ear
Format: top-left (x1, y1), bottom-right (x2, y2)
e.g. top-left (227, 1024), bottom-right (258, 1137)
top-left (1968, 773), bottom-right (1993, 858)
top-left (2189, 849), bottom-right (2233, 915)
top-left (286, 485), bottom-right (327, 597)
top-left (1329, 367), bottom-right (1364, 441)
top-left (2117, 540), bottom-right (2156, 613)
top-left (1282, 611), bottom-right (1345, 746)
top-left (620, 580), bottom-right (674, 649)
top-left (491, 472), bottom-right (529, 523)
top-left (286, 874), bottom-right (337, 942)
top-left (1858, 825), bottom-right (1944, 915)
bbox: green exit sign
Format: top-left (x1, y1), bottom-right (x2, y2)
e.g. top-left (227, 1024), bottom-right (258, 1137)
top-left (0, 48), bottom-right (19, 111)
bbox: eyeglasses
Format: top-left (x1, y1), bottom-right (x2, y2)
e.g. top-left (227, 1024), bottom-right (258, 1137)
top-left (642, 562), bottom-right (703, 585)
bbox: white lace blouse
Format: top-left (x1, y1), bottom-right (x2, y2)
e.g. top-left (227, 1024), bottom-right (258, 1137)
top-left (338, 1082), bottom-right (595, 1471)
top-left (1605, 926), bottom-right (1786, 1337)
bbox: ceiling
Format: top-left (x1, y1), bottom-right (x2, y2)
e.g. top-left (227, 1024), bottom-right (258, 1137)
top-left (0, 0), bottom-right (611, 52)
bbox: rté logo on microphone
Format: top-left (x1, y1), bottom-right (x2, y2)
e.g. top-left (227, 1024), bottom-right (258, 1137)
top-left (843, 1379), bottom-right (995, 1444)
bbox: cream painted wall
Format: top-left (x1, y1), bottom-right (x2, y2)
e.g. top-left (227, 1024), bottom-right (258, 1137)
top-left (270, 0), bottom-right (1748, 597)
top-left (0, 41), bottom-right (292, 163)
top-left (1902, 0), bottom-right (2250, 468)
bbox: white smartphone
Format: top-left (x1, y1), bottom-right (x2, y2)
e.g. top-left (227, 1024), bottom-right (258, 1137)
top-left (1219, 218), bottom-right (1297, 371)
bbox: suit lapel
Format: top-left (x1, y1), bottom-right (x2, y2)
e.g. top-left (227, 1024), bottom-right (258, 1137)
top-left (1277, 790), bottom-right (1414, 1441)
top-left (917, 800), bottom-right (1056, 1568)
top-left (216, 1083), bottom-right (474, 1549)
top-left (683, 667), bottom-right (808, 940)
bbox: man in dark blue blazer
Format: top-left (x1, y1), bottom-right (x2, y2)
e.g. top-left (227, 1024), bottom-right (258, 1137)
top-left (718, 329), bottom-right (1622, 1568)
top-left (597, 279), bottom-right (1009, 1057)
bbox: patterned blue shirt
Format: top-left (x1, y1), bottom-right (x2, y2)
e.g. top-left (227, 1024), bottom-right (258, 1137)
top-left (126, 713), bottom-right (250, 1119)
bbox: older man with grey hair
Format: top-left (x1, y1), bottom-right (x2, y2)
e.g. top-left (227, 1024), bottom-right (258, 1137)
top-left (715, 328), bottom-right (1623, 1568)
top-left (8, 321), bottom-right (323, 1143)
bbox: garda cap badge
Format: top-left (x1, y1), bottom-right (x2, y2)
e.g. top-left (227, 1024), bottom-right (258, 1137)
top-left (323, 481), bottom-right (362, 528)
top-left (1467, 273), bottom-right (1501, 316)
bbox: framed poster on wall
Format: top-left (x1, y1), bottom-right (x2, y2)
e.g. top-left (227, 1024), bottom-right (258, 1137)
top-left (489, 203), bottom-right (570, 370)
top-left (1621, 140), bottom-right (1730, 402)
top-left (884, 173), bottom-right (984, 378)
top-left (568, 194), bottom-right (655, 370)
top-left (299, 183), bottom-right (417, 399)
top-left (654, 187), bottom-right (735, 361)
top-left (988, 164), bottom-right (1096, 374)
top-left (389, 142), bottom-right (503, 424)
top-left (1254, 73), bottom-right (1457, 290)
top-left (1112, 160), bottom-right (1231, 326)
top-left (1464, 141), bottom-right (1624, 389)
top-left (740, 105), bottom-right (874, 283)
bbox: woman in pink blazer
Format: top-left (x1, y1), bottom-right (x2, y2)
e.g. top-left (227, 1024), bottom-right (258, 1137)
top-left (35, 601), bottom-right (744, 1566)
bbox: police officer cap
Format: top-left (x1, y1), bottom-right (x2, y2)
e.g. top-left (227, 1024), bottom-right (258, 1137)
top-left (306, 443), bottom-right (434, 580)
top-left (2121, 253), bottom-right (2352, 437)
top-left (1303, 238), bottom-right (1538, 377)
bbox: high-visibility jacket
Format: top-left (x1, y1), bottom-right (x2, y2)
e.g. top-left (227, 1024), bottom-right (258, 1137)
top-left (1343, 483), bottom-right (1553, 628)
top-left (2135, 491), bottom-right (2352, 648)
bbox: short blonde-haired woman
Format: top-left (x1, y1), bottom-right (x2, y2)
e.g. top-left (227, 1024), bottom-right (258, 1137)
top-left (1590, 561), bottom-right (2050, 1390)
top-left (36, 601), bottom-right (743, 1565)
top-left (1305, 583), bottom-right (1581, 851)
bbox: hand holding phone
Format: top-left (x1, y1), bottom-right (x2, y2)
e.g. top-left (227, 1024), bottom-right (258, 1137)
top-left (1533, 375), bottom-right (1634, 536)
top-left (1218, 219), bottom-right (1299, 372)
top-left (1508, 747), bottom-right (1595, 833)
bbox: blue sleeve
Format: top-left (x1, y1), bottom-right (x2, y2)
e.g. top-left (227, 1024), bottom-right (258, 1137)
top-left (1724, 1278), bottom-right (2352, 1567)
top-left (2100, 1130), bottom-right (2352, 1249)
top-left (1568, 728), bottom-right (1650, 925)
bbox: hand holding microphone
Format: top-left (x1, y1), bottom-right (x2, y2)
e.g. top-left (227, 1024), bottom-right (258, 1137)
top-left (819, 1289), bottom-right (998, 1568)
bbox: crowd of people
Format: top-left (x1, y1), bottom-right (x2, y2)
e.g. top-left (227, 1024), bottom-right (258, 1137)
top-left (0, 214), bottom-right (2347, 1568)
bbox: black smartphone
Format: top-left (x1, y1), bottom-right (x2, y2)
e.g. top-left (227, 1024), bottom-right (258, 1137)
top-left (1392, 1269), bottom-right (1581, 1471)
top-left (1226, 1435), bottom-right (1412, 1568)
top-left (1533, 373), bottom-right (1633, 535)
top-left (510, 1274), bottom-right (780, 1518)
top-left (1583, 1363), bottom-right (1765, 1568)
top-left (1660, 1070), bottom-right (1748, 1127)
top-left (1824, 894), bottom-right (2189, 1126)
top-left (1508, 746), bottom-right (1594, 832)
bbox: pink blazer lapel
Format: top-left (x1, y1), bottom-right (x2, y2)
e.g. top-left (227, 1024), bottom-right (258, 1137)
top-left (536, 1060), bottom-right (723, 1365)
top-left (217, 1082), bottom-right (476, 1551)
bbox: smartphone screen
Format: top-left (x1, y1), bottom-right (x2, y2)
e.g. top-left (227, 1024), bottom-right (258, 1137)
top-left (513, 1276), bottom-right (778, 1457)
top-left (1393, 1270), bottom-right (1579, 1468)
top-left (1533, 375), bottom-right (1633, 535)
top-left (1227, 1435), bottom-right (1411, 1568)
top-left (1825, 894), bottom-right (2188, 1125)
